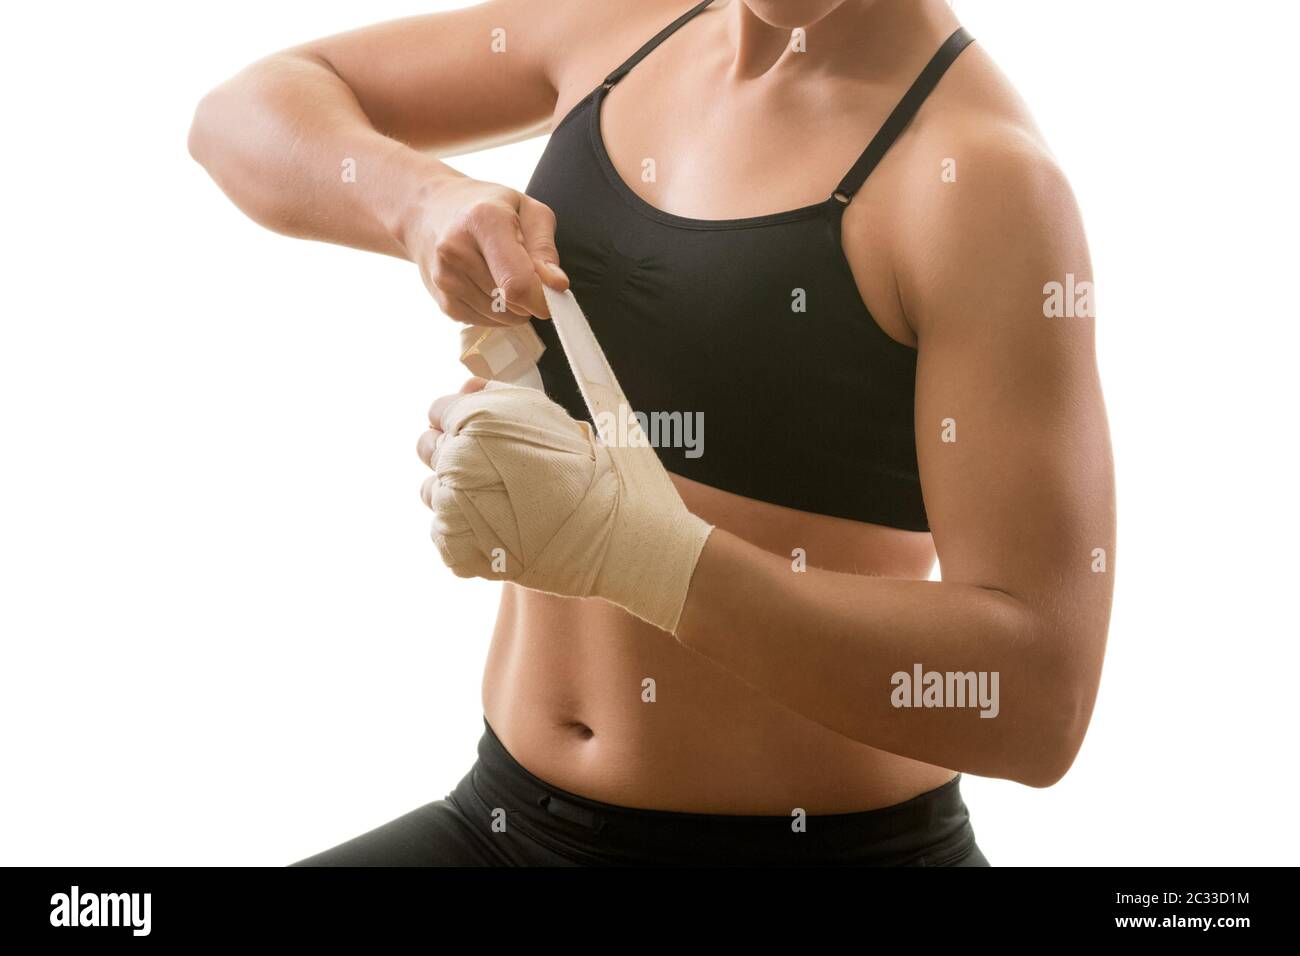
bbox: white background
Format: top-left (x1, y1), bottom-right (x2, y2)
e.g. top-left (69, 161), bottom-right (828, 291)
top-left (1, 0), bottom-right (1296, 866)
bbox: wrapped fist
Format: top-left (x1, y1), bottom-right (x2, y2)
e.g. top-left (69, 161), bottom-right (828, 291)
top-left (418, 379), bottom-right (712, 634)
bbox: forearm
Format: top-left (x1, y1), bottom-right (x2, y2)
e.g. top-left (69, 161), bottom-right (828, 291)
top-left (187, 52), bottom-right (463, 259)
top-left (674, 529), bottom-right (1091, 786)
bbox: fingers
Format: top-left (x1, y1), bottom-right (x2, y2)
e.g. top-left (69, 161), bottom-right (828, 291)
top-left (416, 429), bottom-right (442, 469)
top-left (423, 198), bottom-right (531, 325)
top-left (429, 481), bottom-right (506, 581)
top-left (424, 435), bottom-right (516, 582)
top-left (458, 255), bottom-right (526, 320)
top-left (418, 186), bottom-right (567, 328)
top-left (432, 526), bottom-right (501, 580)
top-left (517, 197), bottom-right (569, 296)
top-left (419, 377), bottom-right (489, 470)
top-left (445, 294), bottom-right (515, 327)
top-left (419, 262), bottom-right (517, 327)
top-left (470, 203), bottom-right (551, 320)
top-left (443, 273), bottom-right (519, 324)
top-left (427, 231), bottom-right (535, 322)
top-left (421, 250), bottom-right (527, 328)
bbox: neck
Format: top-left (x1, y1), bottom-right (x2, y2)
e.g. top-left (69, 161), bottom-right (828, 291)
top-left (726, 0), bottom-right (960, 81)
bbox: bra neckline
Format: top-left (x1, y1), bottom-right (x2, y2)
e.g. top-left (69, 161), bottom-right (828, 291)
top-left (587, 82), bottom-right (846, 233)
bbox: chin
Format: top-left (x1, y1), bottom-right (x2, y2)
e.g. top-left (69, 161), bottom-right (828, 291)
top-left (741, 0), bottom-right (862, 30)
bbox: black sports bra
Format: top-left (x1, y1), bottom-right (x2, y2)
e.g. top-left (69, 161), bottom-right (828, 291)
top-left (525, 0), bottom-right (974, 532)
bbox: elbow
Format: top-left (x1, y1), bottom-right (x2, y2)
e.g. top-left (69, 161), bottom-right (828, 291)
top-left (187, 56), bottom-right (278, 172)
top-left (187, 53), bottom-right (332, 237)
top-left (188, 70), bottom-right (247, 174)
top-left (189, 51), bottom-right (323, 170)
top-left (187, 89), bottom-right (219, 169)
top-left (1015, 721), bottom-right (1085, 789)
top-left (1010, 648), bottom-right (1098, 789)
top-left (186, 63), bottom-right (291, 233)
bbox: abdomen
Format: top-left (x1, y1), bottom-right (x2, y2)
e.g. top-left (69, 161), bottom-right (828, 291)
top-left (480, 471), bottom-right (956, 814)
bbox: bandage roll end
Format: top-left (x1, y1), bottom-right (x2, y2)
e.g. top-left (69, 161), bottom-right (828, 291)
top-left (459, 324), bottom-right (546, 385)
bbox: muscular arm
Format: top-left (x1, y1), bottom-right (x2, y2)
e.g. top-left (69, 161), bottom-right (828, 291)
top-left (186, 0), bottom-right (585, 257)
top-left (675, 130), bottom-right (1115, 788)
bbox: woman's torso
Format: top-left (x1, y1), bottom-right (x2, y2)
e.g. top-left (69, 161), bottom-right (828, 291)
top-left (481, 0), bottom-right (1018, 813)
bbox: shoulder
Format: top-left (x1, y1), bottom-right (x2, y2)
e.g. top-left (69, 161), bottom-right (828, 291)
top-left (865, 46), bottom-right (1091, 340)
top-left (906, 118), bottom-right (1082, 266)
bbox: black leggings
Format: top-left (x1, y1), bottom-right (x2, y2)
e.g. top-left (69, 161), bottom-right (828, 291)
top-left (290, 718), bottom-right (990, 867)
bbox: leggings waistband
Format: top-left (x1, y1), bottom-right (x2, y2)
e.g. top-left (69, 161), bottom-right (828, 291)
top-left (457, 717), bottom-right (977, 866)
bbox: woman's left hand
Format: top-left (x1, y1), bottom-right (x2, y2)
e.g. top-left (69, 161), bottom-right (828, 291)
top-left (416, 378), bottom-right (713, 635)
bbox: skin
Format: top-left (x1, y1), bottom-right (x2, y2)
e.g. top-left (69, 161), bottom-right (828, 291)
top-left (191, 0), bottom-right (1114, 814)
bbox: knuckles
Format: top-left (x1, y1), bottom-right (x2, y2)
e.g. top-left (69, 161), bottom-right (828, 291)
top-left (519, 195), bottom-right (556, 223)
top-left (430, 432), bottom-right (490, 488)
top-left (496, 273), bottom-right (532, 301)
top-left (454, 199), bottom-right (512, 235)
top-left (431, 239), bottom-right (459, 268)
top-left (428, 481), bottom-right (465, 530)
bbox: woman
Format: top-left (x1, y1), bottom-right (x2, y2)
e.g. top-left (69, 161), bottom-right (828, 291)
top-left (189, 0), bottom-right (1114, 866)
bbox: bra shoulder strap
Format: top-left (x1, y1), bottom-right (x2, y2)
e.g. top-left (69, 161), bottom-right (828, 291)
top-left (603, 0), bottom-right (717, 87)
top-left (834, 26), bottom-right (976, 201)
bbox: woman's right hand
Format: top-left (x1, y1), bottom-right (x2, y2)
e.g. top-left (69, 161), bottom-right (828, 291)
top-left (403, 176), bottom-right (569, 327)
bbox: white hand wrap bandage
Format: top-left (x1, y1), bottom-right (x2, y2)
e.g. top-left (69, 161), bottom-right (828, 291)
top-left (433, 291), bottom-right (713, 634)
